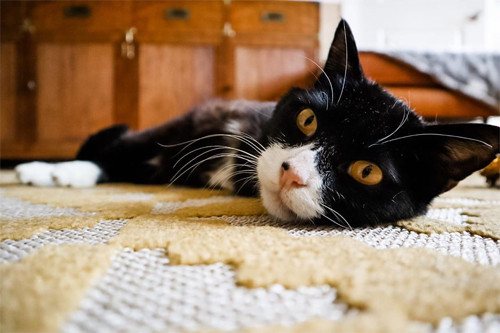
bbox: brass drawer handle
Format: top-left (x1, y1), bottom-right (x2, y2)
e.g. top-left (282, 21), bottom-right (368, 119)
top-left (261, 12), bottom-right (285, 22)
top-left (64, 5), bottom-right (92, 18)
top-left (165, 8), bottom-right (190, 20)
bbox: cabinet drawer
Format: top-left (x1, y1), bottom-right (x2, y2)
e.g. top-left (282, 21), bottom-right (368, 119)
top-left (31, 1), bottom-right (129, 33)
top-left (230, 1), bottom-right (319, 35)
top-left (132, 1), bottom-right (223, 34)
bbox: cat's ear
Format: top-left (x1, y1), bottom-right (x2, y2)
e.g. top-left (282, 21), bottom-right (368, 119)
top-left (322, 19), bottom-right (364, 82)
top-left (415, 123), bottom-right (499, 193)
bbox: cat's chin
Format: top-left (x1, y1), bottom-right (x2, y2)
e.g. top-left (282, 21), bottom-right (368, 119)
top-left (260, 188), bottom-right (296, 222)
top-left (260, 186), bottom-right (322, 222)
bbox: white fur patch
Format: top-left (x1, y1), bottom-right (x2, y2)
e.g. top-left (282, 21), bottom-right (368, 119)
top-left (257, 143), bottom-right (323, 221)
top-left (15, 162), bottom-right (56, 187)
top-left (16, 161), bottom-right (101, 188)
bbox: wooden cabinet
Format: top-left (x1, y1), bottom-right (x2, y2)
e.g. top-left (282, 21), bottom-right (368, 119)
top-left (1, 0), bottom-right (319, 159)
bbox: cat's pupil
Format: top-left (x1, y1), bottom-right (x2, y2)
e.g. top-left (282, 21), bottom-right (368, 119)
top-left (304, 115), bottom-right (315, 126)
top-left (362, 165), bottom-right (373, 178)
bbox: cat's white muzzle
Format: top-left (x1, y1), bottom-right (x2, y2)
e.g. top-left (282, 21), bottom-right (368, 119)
top-left (257, 143), bottom-right (323, 221)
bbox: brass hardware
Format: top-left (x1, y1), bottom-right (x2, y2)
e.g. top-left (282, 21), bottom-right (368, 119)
top-left (223, 22), bottom-right (235, 37)
top-left (64, 5), bottom-right (92, 18)
top-left (121, 27), bottom-right (137, 59)
top-left (125, 27), bottom-right (137, 43)
top-left (27, 80), bottom-right (37, 91)
top-left (21, 19), bottom-right (35, 34)
top-left (165, 8), bottom-right (190, 20)
top-left (261, 12), bottom-right (285, 22)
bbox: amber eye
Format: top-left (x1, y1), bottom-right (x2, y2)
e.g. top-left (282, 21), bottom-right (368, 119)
top-left (348, 161), bottom-right (383, 185)
top-left (296, 108), bottom-right (317, 137)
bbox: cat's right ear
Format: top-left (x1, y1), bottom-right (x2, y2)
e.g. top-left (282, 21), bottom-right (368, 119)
top-left (321, 19), bottom-right (364, 82)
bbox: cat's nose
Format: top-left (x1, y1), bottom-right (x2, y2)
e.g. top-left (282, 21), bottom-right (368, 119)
top-left (280, 162), bottom-right (308, 189)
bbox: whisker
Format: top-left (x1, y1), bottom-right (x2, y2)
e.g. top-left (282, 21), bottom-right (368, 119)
top-left (158, 133), bottom-right (263, 157)
top-left (232, 131), bottom-right (266, 152)
top-left (321, 203), bottom-right (352, 231)
top-left (319, 212), bottom-right (346, 229)
top-left (235, 176), bottom-right (258, 195)
top-left (170, 153), bottom-right (257, 186)
top-left (371, 133), bottom-right (492, 148)
top-left (245, 105), bottom-right (273, 119)
top-left (305, 56), bottom-right (334, 106)
top-left (171, 147), bottom-right (257, 184)
top-left (204, 163), bottom-right (256, 190)
top-left (173, 145), bottom-right (259, 169)
top-left (336, 20), bottom-right (348, 105)
top-left (369, 107), bottom-right (409, 147)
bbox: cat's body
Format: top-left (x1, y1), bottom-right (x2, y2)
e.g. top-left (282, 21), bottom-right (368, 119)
top-left (16, 20), bottom-right (499, 227)
top-left (77, 99), bottom-right (275, 196)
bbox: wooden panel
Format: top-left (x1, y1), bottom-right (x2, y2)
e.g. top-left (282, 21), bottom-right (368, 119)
top-left (360, 52), bottom-right (437, 86)
top-left (0, 0), bottom-right (23, 40)
top-left (133, 1), bottom-right (223, 34)
top-left (230, 1), bottom-right (319, 35)
top-left (386, 87), bottom-right (495, 119)
top-left (31, 1), bottom-right (130, 33)
top-left (1, 43), bottom-right (17, 142)
top-left (36, 43), bottom-right (114, 142)
top-left (234, 47), bottom-right (313, 101)
top-left (138, 44), bottom-right (215, 129)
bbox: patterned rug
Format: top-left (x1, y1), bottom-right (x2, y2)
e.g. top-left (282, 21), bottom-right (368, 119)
top-left (0, 170), bottom-right (499, 333)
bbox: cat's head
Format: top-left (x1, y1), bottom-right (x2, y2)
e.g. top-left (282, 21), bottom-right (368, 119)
top-left (257, 20), bottom-right (499, 226)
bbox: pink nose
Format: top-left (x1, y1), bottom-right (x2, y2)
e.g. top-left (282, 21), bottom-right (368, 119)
top-left (280, 162), bottom-right (308, 189)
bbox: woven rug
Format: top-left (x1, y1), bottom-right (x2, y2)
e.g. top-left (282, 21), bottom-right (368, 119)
top-left (0, 170), bottom-right (499, 333)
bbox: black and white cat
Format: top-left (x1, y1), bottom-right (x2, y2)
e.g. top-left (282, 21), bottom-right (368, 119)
top-left (16, 20), bottom-right (499, 227)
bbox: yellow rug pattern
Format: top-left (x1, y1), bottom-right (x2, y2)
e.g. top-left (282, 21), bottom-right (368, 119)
top-left (1, 171), bottom-right (499, 332)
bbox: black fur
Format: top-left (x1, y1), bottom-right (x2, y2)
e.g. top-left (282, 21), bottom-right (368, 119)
top-left (77, 20), bottom-right (499, 226)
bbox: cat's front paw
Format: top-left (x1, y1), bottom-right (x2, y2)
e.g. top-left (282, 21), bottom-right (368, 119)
top-left (15, 162), bottom-right (56, 187)
top-left (51, 161), bottom-right (101, 188)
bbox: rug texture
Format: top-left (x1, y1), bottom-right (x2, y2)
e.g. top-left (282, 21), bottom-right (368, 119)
top-left (0, 170), bottom-right (499, 333)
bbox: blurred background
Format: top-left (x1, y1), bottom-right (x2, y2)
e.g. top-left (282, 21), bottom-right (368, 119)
top-left (1, 0), bottom-right (499, 161)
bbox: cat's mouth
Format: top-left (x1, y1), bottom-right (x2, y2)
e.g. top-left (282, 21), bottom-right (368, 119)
top-left (257, 143), bottom-right (323, 222)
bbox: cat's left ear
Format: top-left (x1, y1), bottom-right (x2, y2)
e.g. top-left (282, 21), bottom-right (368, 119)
top-left (415, 123), bottom-right (499, 193)
top-left (322, 19), bottom-right (364, 82)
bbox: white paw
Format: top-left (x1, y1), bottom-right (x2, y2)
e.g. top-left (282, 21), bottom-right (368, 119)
top-left (52, 161), bottom-right (101, 188)
top-left (15, 162), bottom-right (56, 187)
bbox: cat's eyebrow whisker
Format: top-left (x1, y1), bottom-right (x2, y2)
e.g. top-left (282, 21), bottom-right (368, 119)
top-left (305, 56), bottom-right (334, 106)
top-left (320, 203), bottom-right (352, 231)
top-left (369, 107), bottom-right (409, 147)
top-left (371, 133), bottom-right (492, 148)
top-left (336, 20), bottom-right (348, 105)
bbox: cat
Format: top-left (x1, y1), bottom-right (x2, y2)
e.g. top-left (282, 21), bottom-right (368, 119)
top-left (16, 20), bottom-right (499, 227)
